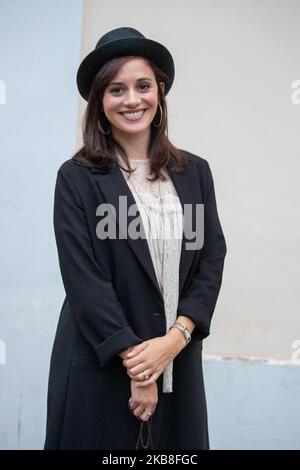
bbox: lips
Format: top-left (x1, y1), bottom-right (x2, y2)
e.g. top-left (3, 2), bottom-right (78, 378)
top-left (119, 109), bottom-right (147, 114)
top-left (119, 109), bottom-right (147, 121)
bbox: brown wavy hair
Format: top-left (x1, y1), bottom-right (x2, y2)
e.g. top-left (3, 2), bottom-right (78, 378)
top-left (72, 55), bottom-right (188, 181)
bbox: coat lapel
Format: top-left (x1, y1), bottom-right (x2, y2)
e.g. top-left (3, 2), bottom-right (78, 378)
top-left (92, 153), bottom-right (199, 301)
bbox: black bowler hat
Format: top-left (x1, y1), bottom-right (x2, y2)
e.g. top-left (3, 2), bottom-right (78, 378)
top-left (76, 27), bottom-right (175, 101)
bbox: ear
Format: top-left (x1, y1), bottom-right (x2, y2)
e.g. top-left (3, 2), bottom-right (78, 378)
top-left (159, 81), bottom-right (165, 94)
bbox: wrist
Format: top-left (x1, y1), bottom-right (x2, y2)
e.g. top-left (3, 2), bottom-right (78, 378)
top-left (176, 315), bottom-right (196, 334)
top-left (165, 327), bottom-right (186, 354)
top-left (170, 321), bottom-right (192, 345)
top-left (118, 345), bottom-right (134, 360)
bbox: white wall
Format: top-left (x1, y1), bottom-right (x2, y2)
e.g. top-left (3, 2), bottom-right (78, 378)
top-left (78, 2), bottom-right (300, 449)
top-left (79, 0), bottom-right (300, 360)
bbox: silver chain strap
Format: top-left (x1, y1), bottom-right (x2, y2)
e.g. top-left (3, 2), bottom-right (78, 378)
top-left (135, 416), bottom-right (154, 450)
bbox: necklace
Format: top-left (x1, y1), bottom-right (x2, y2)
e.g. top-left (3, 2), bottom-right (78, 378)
top-left (126, 164), bottom-right (165, 295)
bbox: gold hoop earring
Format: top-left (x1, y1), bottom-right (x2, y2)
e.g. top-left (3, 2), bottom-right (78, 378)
top-left (153, 103), bottom-right (163, 128)
top-left (98, 111), bottom-right (111, 135)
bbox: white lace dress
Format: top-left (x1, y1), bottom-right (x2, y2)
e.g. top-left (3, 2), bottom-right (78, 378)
top-left (119, 158), bottom-right (183, 393)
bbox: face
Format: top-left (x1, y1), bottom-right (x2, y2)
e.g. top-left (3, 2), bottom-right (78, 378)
top-left (102, 58), bottom-right (164, 137)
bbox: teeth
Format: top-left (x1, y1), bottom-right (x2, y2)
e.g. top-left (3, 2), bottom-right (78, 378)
top-left (122, 110), bottom-right (145, 120)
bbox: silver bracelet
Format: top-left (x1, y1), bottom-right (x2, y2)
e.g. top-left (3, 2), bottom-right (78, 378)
top-left (169, 321), bottom-right (191, 344)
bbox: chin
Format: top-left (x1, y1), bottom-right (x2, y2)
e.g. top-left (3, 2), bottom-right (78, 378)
top-left (121, 127), bottom-right (149, 135)
top-left (115, 122), bottom-right (150, 132)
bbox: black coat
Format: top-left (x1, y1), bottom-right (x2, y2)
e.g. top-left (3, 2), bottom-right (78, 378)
top-left (44, 150), bottom-right (227, 450)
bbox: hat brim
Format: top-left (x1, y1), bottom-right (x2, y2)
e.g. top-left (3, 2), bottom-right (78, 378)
top-left (76, 37), bottom-right (175, 101)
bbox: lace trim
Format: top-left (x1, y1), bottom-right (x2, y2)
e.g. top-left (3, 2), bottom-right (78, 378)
top-left (119, 158), bottom-right (183, 393)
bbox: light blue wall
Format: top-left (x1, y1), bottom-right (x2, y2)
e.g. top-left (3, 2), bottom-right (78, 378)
top-left (204, 357), bottom-right (300, 450)
top-left (0, 0), bottom-right (83, 449)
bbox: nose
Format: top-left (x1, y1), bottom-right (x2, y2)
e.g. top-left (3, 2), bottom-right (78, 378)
top-left (123, 87), bottom-right (142, 107)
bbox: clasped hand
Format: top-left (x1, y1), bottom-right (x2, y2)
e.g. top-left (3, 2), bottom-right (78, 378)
top-left (122, 335), bottom-right (180, 387)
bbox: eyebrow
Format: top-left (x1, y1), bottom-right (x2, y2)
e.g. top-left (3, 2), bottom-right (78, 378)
top-left (108, 77), bottom-right (153, 85)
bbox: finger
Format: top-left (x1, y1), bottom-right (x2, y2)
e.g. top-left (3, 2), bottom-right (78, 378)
top-left (123, 355), bottom-right (146, 368)
top-left (128, 398), bottom-right (137, 409)
top-left (126, 342), bottom-right (148, 358)
top-left (140, 408), bottom-right (153, 422)
top-left (130, 369), bottom-right (152, 382)
top-left (128, 362), bottom-right (149, 376)
top-left (132, 404), bottom-right (144, 420)
top-left (128, 399), bottom-right (135, 414)
top-left (127, 371), bottom-right (146, 381)
top-left (127, 370), bottom-right (139, 379)
top-left (135, 372), bottom-right (159, 388)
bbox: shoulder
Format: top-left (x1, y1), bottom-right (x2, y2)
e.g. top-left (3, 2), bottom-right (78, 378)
top-left (55, 158), bottom-right (95, 193)
top-left (53, 158), bottom-right (99, 209)
top-left (180, 149), bottom-right (213, 189)
top-left (57, 158), bottom-right (89, 179)
top-left (181, 149), bottom-right (207, 166)
top-left (180, 148), bottom-right (210, 173)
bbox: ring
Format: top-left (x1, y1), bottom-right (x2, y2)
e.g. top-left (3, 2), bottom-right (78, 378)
top-left (143, 372), bottom-right (150, 381)
top-left (143, 409), bottom-right (152, 416)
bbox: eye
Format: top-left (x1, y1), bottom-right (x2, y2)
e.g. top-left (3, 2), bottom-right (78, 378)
top-left (110, 83), bottom-right (151, 94)
top-left (139, 83), bottom-right (150, 91)
top-left (111, 87), bottom-right (122, 94)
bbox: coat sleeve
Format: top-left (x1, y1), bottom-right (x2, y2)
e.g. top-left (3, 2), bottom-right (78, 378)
top-left (176, 159), bottom-right (227, 341)
top-left (53, 168), bottom-right (143, 366)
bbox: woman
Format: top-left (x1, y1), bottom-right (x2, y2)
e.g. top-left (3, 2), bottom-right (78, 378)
top-left (44, 27), bottom-right (227, 450)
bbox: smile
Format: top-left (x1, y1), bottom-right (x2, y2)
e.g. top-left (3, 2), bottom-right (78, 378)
top-left (119, 109), bottom-right (146, 121)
